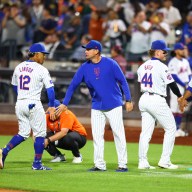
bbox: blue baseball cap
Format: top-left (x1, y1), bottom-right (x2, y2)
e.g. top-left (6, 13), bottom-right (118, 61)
top-left (82, 40), bottom-right (102, 52)
top-left (151, 40), bottom-right (170, 51)
top-left (174, 42), bottom-right (185, 50)
top-left (29, 43), bottom-right (49, 54)
top-left (48, 99), bottom-right (61, 108)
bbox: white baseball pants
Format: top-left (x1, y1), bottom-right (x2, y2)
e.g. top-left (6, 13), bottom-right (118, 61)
top-left (138, 93), bottom-right (176, 166)
top-left (15, 100), bottom-right (46, 138)
top-left (91, 106), bottom-right (127, 170)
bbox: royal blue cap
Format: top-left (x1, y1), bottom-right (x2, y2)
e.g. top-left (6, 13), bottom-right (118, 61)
top-left (82, 40), bottom-right (102, 52)
top-left (29, 43), bottom-right (49, 54)
top-left (48, 99), bottom-right (61, 108)
top-left (174, 42), bottom-right (185, 50)
top-left (151, 40), bottom-right (170, 51)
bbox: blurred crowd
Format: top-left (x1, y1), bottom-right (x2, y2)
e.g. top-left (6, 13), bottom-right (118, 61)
top-left (1, 0), bottom-right (192, 63)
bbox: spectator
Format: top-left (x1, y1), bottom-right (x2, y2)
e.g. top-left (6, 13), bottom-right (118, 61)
top-left (56, 4), bottom-right (73, 36)
top-left (159, 0), bottom-right (182, 46)
top-left (180, 11), bottom-right (192, 56)
top-left (145, 0), bottom-right (162, 21)
top-left (62, 15), bottom-right (82, 49)
top-left (33, 7), bottom-right (57, 43)
top-left (111, 45), bottom-right (127, 74)
top-left (1, 3), bottom-right (26, 45)
top-left (127, 10), bottom-right (151, 61)
top-left (29, 0), bottom-right (44, 30)
top-left (102, 9), bottom-right (127, 48)
top-left (47, 33), bottom-right (65, 60)
top-left (70, 34), bottom-right (92, 62)
top-left (45, 99), bottom-right (87, 163)
top-left (149, 10), bottom-right (170, 45)
top-left (75, 0), bottom-right (96, 16)
top-left (88, 11), bottom-right (104, 41)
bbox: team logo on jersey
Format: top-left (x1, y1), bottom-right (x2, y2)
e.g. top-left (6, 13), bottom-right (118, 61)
top-left (167, 75), bottom-right (172, 80)
top-left (94, 67), bottom-right (100, 79)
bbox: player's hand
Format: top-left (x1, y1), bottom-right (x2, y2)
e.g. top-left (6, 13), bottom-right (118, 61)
top-left (55, 104), bottom-right (68, 117)
top-left (125, 101), bottom-right (134, 112)
top-left (46, 107), bottom-right (56, 121)
top-left (178, 97), bottom-right (188, 113)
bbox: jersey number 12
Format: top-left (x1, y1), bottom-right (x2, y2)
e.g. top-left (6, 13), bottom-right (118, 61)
top-left (141, 73), bottom-right (153, 87)
top-left (19, 75), bottom-right (31, 90)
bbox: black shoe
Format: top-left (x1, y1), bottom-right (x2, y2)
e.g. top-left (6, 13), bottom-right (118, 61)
top-left (88, 167), bottom-right (106, 172)
top-left (116, 167), bottom-right (128, 172)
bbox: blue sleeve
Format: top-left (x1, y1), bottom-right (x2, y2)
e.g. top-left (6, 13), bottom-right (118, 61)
top-left (187, 86), bottom-right (192, 92)
top-left (46, 87), bottom-right (55, 107)
top-left (171, 74), bottom-right (185, 87)
top-left (13, 85), bottom-right (18, 95)
top-left (63, 66), bottom-right (84, 105)
top-left (113, 61), bottom-right (132, 101)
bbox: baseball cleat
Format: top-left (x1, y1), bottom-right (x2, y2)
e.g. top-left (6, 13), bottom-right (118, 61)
top-left (158, 163), bottom-right (178, 169)
top-left (138, 165), bottom-right (156, 170)
top-left (116, 167), bottom-right (128, 172)
top-left (50, 154), bottom-right (66, 163)
top-left (32, 164), bottom-right (52, 170)
top-left (0, 148), bottom-right (6, 169)
top-left (88, 167), bottom-right (106, 172)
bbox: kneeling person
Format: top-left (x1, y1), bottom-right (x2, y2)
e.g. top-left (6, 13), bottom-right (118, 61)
top-left (44, 100), bottom-right (87, 163)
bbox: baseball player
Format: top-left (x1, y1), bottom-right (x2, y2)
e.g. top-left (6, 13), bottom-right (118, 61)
top-left (137, 40), bottom-right (182, 169)
top-left (0, 43), bottom-right (55, 170)
top-left (168, 43), bottom-right (191, 137)
top-left (54, 40), bottom-right (133, 172)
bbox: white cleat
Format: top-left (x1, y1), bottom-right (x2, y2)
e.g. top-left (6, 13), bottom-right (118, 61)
top-left (158, 163), bottom-right (178, 169)
top-left (138, 165), bottom-right (156, 170)
top-left (175, 129), bottom-right (188, 137)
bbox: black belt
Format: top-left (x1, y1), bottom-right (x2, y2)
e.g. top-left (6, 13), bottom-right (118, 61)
top-left (143, 92), bottom-right (166, 98)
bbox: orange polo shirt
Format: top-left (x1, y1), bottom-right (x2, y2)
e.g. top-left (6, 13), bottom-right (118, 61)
top-left (46, 110), bottom-right (87, 137)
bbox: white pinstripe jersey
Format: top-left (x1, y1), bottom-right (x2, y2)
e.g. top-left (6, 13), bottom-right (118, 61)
top-left (137, 59), bottom-right (174, 97)
top-left (11, 61), bottom-right (54, 100)
top-left (168, 57), bottom-right (191, 83)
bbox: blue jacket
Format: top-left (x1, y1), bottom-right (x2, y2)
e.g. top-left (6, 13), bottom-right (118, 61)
top-left (63, 57), bottom-right (131, 110)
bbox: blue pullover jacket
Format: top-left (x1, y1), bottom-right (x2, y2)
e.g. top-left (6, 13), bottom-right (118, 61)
top-left (63, 57), bottom-right (131, 110)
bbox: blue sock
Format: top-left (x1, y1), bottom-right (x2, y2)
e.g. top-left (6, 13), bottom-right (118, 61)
top-left (174, 114), bottom-right (182, 130)
top-left (3, 134), bottom-right (25, 156)
top-left (33, 137), bottom-right (44, 166)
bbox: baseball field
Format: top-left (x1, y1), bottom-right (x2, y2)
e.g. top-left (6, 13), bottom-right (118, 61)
top-left (0, 135), bottom-right (192, 192)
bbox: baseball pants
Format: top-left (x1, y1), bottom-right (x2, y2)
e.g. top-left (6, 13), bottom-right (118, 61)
top-left (45, 131), bottom-right (86, 157)
top-left (139, 93), bottom-right (176, 166)
top-left (91, 106), bottom-right (127, 170)
top-left (15, 100), bottom-right (46, 138)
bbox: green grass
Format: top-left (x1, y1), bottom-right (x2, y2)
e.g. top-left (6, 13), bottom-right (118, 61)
top-left (0, 136), bottom-right (192, 192)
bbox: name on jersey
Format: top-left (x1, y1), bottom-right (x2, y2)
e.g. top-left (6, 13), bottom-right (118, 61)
top-left (144, 65), bottom-right (153, 70)
top-left (19, 67), bottom-right (33, 73)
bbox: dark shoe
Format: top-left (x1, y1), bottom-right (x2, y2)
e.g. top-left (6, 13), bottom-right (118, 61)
top-left (32, 164), bottom-right (52, 170)
top-left (88, 167), bottom-right (106, 172)
top-left (0, 148), bottom-right (7, 169)
top-left (116, 167), bottom-right (128, 172)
